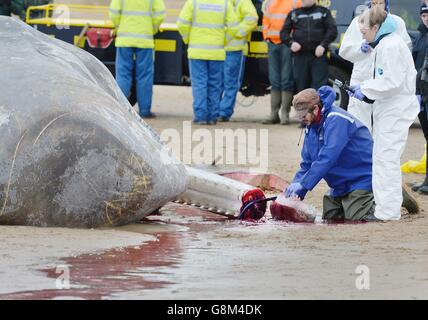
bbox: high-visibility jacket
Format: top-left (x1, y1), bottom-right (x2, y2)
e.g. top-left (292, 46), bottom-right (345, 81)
top-left (177, 0), bottom-right (240, 61)
top-left (109, 0), bottom-right (166, 49)
top-left (262, 0), bottom-right (300, 44)
top-left (225, 0), bottom-right (258, 55)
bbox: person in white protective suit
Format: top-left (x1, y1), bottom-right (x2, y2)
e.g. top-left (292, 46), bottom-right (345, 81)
top-left (346, 7), bottom-right (420, 221)
top-left (339, 0), bottom-right (412, 132)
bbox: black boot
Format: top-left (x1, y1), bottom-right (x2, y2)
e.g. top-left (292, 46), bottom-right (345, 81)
top-left (361, 212), bottom-right (382, 222)
top-left (411, 176), bottom-right (428, 192)
top-left (418, 176), bottom-right (428, 195)
top-left (402, 184), bottom-right (420, 214)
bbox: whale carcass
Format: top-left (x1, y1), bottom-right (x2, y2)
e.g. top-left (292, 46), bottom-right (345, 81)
top-left (0, 17), bottom-right (188, 227)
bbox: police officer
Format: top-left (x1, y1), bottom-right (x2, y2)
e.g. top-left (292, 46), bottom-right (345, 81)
top-left (262, 0), bottom-right (301, 125)
top-left (280, 0), bottom-right (337, 93)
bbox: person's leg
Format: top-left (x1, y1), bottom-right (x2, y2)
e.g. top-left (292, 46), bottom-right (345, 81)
top-left (293, 52), bottom-right (311, 93)
top-left (189, 59), bottom-right (209, 123)
top-left (115, 47), bottom-right (134, 100)
top-left (207, 60), bottom-right (224, 123)
top-left (347, 99), bottom-right (374, 133)
top-left (310, 54), bottom-right (329, 90)
top-left (218, 51), bottom-right (243, 120)
top-left (279, 44), bottom-right (294, 125)
top-left (267, 42), bottom-right (281, 92)
top-left (322, 194), bottom-right (345, 221)
top-left (263, 42), bottom-right (281, 124)
top-left (135, 48), bottom-right (154, 117)
top-left (372, 105), bottom-right (413, 220)
top-left (341, 190), bottom-right (376, 221)
top-left (416, 106), bottom-right (428, 193)
top-left (238, 55), bottom-right (246, 88)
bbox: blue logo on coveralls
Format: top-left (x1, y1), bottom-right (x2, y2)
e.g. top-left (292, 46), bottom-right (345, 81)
top-left (377, 68), bottom-right (384, 76)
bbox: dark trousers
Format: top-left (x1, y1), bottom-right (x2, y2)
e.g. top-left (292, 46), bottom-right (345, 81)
top-left (419, 105), bottom-right (428, 178)
top-left (293, 51), bottom-right (329, 92)
top-left (323, 190), bottom-right (375, 221)
top-left (268, 42), bottom-right (294, 91)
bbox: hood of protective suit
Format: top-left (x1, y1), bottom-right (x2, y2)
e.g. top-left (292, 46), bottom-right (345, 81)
top-left (318, 86), bottom-right (336, 115)
top-left (368, 0), bottom-right (390, 12)
top-left (374, 14), bottom-right (397, 42)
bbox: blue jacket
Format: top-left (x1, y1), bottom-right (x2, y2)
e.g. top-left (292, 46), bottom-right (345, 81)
top-left (293, 86), bottom-right (373, 197)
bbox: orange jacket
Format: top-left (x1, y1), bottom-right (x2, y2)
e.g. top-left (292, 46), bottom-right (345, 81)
top-left (262, 0), bottom-right (301, 44)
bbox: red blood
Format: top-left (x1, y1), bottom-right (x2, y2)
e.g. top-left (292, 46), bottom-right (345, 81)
top-left (270, 201), bottom-right (315, 223)
top-left (240, 188), bottom-right (267, 220)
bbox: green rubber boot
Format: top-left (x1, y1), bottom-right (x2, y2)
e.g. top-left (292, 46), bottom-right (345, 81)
top-left (280, 91), bottom-right (293, 125)
top-left (262, 89), bottom-right (281, 124)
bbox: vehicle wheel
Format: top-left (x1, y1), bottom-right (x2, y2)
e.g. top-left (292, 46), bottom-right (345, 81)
top-left (328, 65), bottom-right (351, 110)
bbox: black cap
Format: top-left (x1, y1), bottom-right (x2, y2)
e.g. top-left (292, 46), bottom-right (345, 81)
top-left (421, 3), bottom-right (428, 15)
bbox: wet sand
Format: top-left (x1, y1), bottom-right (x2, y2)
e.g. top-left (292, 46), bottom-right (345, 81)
top-left (0, 85), bottom-right (427, 299)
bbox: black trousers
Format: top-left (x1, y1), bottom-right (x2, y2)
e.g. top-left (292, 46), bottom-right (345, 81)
top-left (419, 106), bottom-right (428, 178)
top-left (292, 51), bottom-right (329, 92)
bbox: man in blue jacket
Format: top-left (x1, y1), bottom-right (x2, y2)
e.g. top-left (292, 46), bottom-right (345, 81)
top-left (285, 86), bottom-right (379, 221)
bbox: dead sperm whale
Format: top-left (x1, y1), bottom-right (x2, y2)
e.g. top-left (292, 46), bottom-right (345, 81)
top-left (0, 17), bottom-right (187, 228)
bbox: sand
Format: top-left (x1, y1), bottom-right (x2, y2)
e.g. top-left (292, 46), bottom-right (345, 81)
top-left (0, 85), bottom-right (427, 299)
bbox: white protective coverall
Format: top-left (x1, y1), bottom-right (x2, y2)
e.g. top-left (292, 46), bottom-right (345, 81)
top-left (360, 31), bottom-right (419, 220)
top-left (339, 14), bottom-right (412, 132)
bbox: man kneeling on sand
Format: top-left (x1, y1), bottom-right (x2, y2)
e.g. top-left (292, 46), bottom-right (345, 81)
top-left (284, 86), bottom-right (419, 222)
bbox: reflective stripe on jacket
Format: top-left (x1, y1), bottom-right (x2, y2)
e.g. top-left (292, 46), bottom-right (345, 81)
top-left (177, 0), bottom-right (239, 61)
top-left (225, 0), bottom-right (258, 54)
top-left (262, 0), bottom-right (300, 44)
top-left (109, 0), bottom-right (166, 49)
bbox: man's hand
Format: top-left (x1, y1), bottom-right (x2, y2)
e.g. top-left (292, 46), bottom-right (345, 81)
top-left (315, 45), bottom-right (325, 57)
top-left (360, 41), bottom-right (371, 53)
top-left (285, 182), bottom-right (308, 200)
top-left (290, 41), bottom-right (302, 53)
top-left (347, 84), bottom-right (365, 101)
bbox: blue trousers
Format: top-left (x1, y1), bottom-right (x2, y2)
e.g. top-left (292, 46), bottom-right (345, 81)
top-left (115, 47), bottom-right (154, 117)
top-left (219, 50), bottom-right (246, 119)
top-left (189, 59), bottom-right (224, 122)
top-left (267, 42), bottom-right (294, 91)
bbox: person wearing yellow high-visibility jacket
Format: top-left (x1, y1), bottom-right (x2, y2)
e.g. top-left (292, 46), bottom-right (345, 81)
top-left (177, 0), bottom-right (240, 125)
top-left (218, 0), bottom-right (258, 122)
top-left (109, 0), bottom-right (166, 118)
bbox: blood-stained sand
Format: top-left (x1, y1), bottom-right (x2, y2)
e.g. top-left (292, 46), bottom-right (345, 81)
top-left (0, 86), bottom-right (427, 299)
